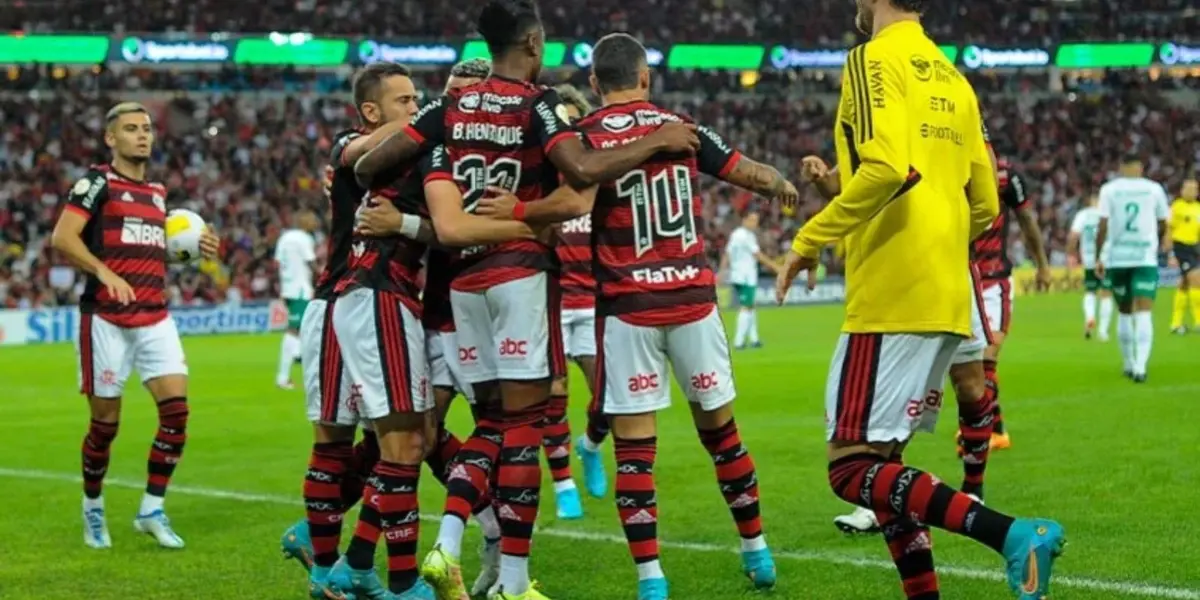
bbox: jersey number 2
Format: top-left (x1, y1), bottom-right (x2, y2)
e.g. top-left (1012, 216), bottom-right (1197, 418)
top-left (454, 154), bottom-right (522, 213)
top-left (616, 166), bottom-right (698, 257)
top-left (1123, 202), bottom-right (1139, 232)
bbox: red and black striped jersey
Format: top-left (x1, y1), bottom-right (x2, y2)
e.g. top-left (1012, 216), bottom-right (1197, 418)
top-left (63, 164), bottom-right (169, 328)
top-left (578, 101), bottom-right (742, 327)
top-left (404, 75), bottom-right (576, 292)
top-left (557, 215), bottom-right (595, 310)
top-left (315, 129), bottom-right (369, 300)
top-left (970, 158), bottom-right (1029, 284)
top-left (335, 148), bottom-right (445, 315)
top-left (421, 247), bottom-right (459, 332)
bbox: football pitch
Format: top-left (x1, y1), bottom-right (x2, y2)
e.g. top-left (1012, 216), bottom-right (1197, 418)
top-left (2, 294), bottom-right (1198, 600)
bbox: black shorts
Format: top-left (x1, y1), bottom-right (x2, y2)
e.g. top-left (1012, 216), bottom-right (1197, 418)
top-left (1175, 244), bottom-right (1198, 275)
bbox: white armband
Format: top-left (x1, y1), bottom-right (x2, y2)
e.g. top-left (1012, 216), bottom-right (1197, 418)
top-left (400, 213), bottom-right (422, 239)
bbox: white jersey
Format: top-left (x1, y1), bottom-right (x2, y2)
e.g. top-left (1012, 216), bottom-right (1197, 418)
top-left (275, 228), bottom-right (317, 300)
top-left (725, 227), bottom-right (761, 286)
top-left (1070, 206), bottom-right (1102, 270)
top-left (1098, 177), bottom-right (1169, 268)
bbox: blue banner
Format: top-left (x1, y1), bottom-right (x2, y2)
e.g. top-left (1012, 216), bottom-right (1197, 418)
top-left (356, 40), bottom-right (458, 65)
top-left (115, 36), bottom-right (233, 64)
top-left (0, 301), bottom-right (287, 346)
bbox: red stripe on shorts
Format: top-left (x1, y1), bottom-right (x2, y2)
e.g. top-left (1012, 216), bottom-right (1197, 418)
top-left (589, 316), bottom-right (607, 416)
top-left (376, 292), bottom-right (413, 413)
top-left (80, 313), bottom-right (94, 396)
top-left (835, 333), bottom-right (881, 442)
top-left (546, 275), bottom-right (567, 379)
top-left (319, 302), bottom-right (343, 422)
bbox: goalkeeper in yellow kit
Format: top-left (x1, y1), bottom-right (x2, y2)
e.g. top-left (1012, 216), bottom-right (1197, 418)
top-left (774, 1), bottom-right (1065, 598)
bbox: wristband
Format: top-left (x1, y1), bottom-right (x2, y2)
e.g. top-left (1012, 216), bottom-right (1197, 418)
top-left (512, 202), bottom-right (527, 222)
top-left (399, 213), bottom-right (422, 239)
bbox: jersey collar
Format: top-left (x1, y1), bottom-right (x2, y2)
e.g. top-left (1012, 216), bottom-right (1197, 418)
top-left (874, 19), bottom-right (924, 41)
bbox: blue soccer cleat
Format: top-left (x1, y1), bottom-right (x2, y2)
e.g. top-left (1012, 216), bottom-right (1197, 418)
top-left (282, 519), bottom-right (315, 573)
top-left (133, 510), bottom-right (185, 549)
top-left (1002, 519), bottom-right (1066, 599)
top-left (310, 564), bottom-right (356, 600)
top-left (742, 547), bottom-right (777, 590)
top-left (575, 435), bottom-right (608, 498)
top-left (393, 579), bottom-right (436, 600)
top-left (328, 557), bottom-right (404, 600)
top-left (555, 487), bottom-right (584, 520)
top-left (637, 577), bottom-right (669, 600)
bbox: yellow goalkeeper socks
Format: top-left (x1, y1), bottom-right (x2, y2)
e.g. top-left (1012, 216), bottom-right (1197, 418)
top-left (1172, 289), bottom-right (1189, 329)
top-left (1191, 288), bottom-right (1200, 326)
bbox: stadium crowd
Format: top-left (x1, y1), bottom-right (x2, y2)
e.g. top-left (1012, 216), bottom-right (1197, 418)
top-left (1, 66), bottom-right (1198, 308)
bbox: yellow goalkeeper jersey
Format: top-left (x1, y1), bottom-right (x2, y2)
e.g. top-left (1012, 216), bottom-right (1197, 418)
top-left (1170, 198), bottom-right (1200, 245)
top-left (791, 20), bottom-right (999, 336)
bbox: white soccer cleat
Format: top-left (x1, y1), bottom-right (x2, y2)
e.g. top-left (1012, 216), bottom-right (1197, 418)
top-left (277, 380), bottom-right (296, 391)
top-left (134, 510), bottom-right (185, 549)
top-left (471, 537), bottom-right (501, 596)
top-left (82, 500), bottom-right (112, 549)
top-left (833, 506), bottom-right (880, 535)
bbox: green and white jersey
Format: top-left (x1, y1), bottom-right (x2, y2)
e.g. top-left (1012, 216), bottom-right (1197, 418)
top-left (275, 228), bottom-right (317, 300)
top-left (1098, 177), bottom-right (1169, 268)
top-left (1069, 206), bottom-right (1102, 269)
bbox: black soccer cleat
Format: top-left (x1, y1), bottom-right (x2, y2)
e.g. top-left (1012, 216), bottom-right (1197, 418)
top-left (1124, 369), bottom-right (1134, 379)
top-left (1133, 373), bottom-right (1147, 383)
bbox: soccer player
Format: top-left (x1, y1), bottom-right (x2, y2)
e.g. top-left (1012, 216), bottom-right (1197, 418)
top-left (1167, 177), bottom-right (1200, 333)
top-left (1095, 155), bottom-right (1171, 383)
top-left (479, 33), bottom-right (800, 600)
top-left (1068, 193), bottom-right (1113, 339)
top-left (274, 209), bottom-right (319, 390)
top-left (51, 102), bottom-right (219, 549)
top-left (353, 2), bottom-right (701, 598)
top-left (971, 153), bottom-right (1048, 450)
top-left (775, 2), bottom-right (1064, 598)
top-left (721, 212), bottom-right (777, 349)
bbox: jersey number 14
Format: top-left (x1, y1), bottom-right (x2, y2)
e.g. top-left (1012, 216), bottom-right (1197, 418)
top-left (617, 166), bottom-right (698, 257)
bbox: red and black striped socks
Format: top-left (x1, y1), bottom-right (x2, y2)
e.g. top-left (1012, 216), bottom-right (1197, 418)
top-left (345, 461), bottom-right (421, 594)
top-left (699, 419), bottom-right (765, 551)
top-left (542, 394), bottom-right (574, 485)
top-left (305, 441), bottom-right (353, 568)
top-left (879, 514), bottom-right (940, 599)
top-left (983, 360), bottom-right (1006, 435)
top-left (614, 437), bottom-right (663, 581)
top-left (82, 418), bottom-right (118, 500)
top-left (142, 397), bottom-right (188, 515)
top-left (435, 418), bottom-right (504, 558)
top-left (495, 402), bottom-right (547, 595)
top-left (958, 388), bottom-right (996, 498)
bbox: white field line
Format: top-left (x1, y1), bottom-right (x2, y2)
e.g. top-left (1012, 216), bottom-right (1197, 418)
top-left (2, 468), bottom-right (1197, 599)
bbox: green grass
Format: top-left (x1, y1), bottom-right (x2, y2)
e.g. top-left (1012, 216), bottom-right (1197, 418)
top-left (1, 294), bottom-right (1198, 600)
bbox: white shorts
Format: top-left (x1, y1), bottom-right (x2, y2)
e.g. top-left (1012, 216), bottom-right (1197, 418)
top-left (596, 307), bottom-right (736, 415)
top-left (332, 287), bottom-right (431, 420)
top-left (301, 299), bottom-right (362, 427)
top-left (824, 333), bottom-right (960, 443)
top-left (561, 307), bottom-right (597, 359)
top-left (952, 272), bottom-right (993, 366)
top-left (76, 314), bottom-right (188, 398)
top-left (982, 278), bottom-right (1012, 335)
top-left (450, 272), bottom-right (566, 383)
top-left (427, 329), bottom-right (475, 404)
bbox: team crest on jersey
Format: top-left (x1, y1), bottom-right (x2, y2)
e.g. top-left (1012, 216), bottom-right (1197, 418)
top-left (458, 92), bottom-right (481, 113)
top-left (910, 55), bottom-right (932, 82)
top-left (72, 178), bottom-right (93, 196)
top-left (601, 113), bottom-right (635, 133)
top-left (555, 103), bottom-right (571, 124)
top-left (152, 194), bottom-right (166, 212)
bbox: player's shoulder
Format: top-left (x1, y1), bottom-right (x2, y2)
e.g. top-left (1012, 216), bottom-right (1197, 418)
top-left (69, 165), bottom-right (111, 198)
top-left (333, 128), bottom-right (363, 144)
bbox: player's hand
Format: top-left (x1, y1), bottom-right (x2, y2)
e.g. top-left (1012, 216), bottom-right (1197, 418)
top-left (199, 227), bottom-right (221, 261)
top-left (652, 123), bottom-right (700, 154)
top-left (1095, 261), bottom-right (1106, 279)
top-left (1035, 265), bottom-right (1052, 292)
top-left (322, 165), bottom-right (334, 200)
top-left (800, 156), bottom-right (830, 183)
top-left (474, 187), bottom-right (520, 220)
top-left (98, 267), bottom-right (136, 305)
top-left (356, 195), bottom-right (404, 236)
top-left (775, 251), bottom-right (819, 305)
top-left (775, 180), bottom-right (800, 209)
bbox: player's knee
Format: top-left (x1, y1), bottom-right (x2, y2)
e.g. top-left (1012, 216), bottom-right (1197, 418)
top-left (87, 419), bottom-right (120, 447)
top-left (949, 367), bottom-right (987, 405)
top-left (690, 403), bottom-right (734, 432)
top-left (374, 417), bottom-right (427, 464)
top-left (611, 414), bottom-right (656, 439)
top-left (156, 397), bottom-right (189, 428)
top-left (88, 398), bottom-right (122, 423)
top-left (826, 451), bottom-right (880, 500)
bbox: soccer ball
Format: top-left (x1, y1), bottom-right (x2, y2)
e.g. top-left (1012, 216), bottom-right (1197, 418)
top-left (165, 209), bottom-right (207, 263)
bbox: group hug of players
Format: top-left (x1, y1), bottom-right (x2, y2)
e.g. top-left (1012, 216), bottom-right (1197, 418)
top-left (56, 0), bottom-right (1074, 598)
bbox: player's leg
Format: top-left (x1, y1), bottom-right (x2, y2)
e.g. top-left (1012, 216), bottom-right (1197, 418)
top-left (824, 333), bottom-right (1064, 598)
top-left (574, 347), bottom-right (610, 499)
top-left (1098, 274), bottom-right (1115, 342)
top-left (670, 307), bottom-right (774, 590)
top-left (542, 309), bottom-right (580, 519)
top-left (1083, 269), bottom-right (1099, 338)
top-left (328, 289), bottom-right (434, 598)
top-left (1170, 271), bottom-right (1188, 334)
top-left (732, 284), bottom-right (758, 349)
top-left (981, 281), bottom-right (1010, 450)
top-left (599, 313), bottom-right (671, 599)
top-left (1111, 270), bottom-right (1138, 376)
top-left (1129, 267), bottom-right (1160, 382)
top-left (277, 298), bottom-right (305, 389)
top-left (953, 279), bottom-right (994, 500)
top-left (1188, 257), bottom-right (1200, 326)
top-left (136, 316), bottom-right (191, 549)
top-left (76, 313), bottom-right (133, 549)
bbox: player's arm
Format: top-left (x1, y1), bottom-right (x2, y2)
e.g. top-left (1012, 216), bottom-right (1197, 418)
top-left (355, 197), bottom-right (439, 245)
top-left (338, 121), bottom-right (410, 169)
top-left (1157, 188), bottom-right (1171, 252)
top-left (1067, 213), bottom-right (1085, 263)
top-left (791, 48), bottom-right (914, 257)
top-left (536, 91), bottom-right (698, 189)
top-left (1095, 188), bottom-right (1111, 268)
top-left (697, 125), bottom-right (797, 203)
top-left (425, 181), bottom-right (540, 246)
top-left (354, 96), bottom-right (447, 188)
top-left (1008, 171), bottom-right (1050, 270)
top-left (488, 184), bottom-right (600, 225)
top-left (50, 173), bottom-right (135, 304)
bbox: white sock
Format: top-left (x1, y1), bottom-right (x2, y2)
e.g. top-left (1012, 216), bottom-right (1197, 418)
top-left (747, 310), bottom-right (760, 344)
top-left (553, 479), bottom-right (577, 494)
top-left (473, 505), bottom-right (500, 541)
top-left (1083, 292), bottom-right (1097, 324)
top-left (277, 332), bottom-right (299, 384)
top-left (741, 534), bottom-right (767, 552)
top-left (1117, 314), bottom-right (1135, 371)
top-left (734, 310), bottom-right (751, 347)
top-left (1099, 297), bottom-right (1114, 337)
top-left (84, 495), bottom-right (104, 513)
top-left (636, 559), bottom-right (665, 581)
top-left (498, 554), bottom-right (530, 594)
top-left (435, 514), bottom-right (467, 559)
top-left (1133, 310), bottom-right (1153, 375)
top-left (581, 435), bottom-right (602, 453)
top-left (139, 493), bottom-right (164, 516)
